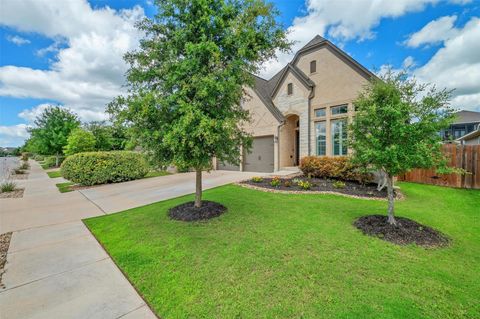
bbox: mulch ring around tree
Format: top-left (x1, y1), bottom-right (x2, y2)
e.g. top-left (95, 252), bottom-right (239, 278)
top-left (354, 215), bottom-right (450, 248)
top-left (169, 200), bottom-right (227, 222)
top-left (1, 232), bottom-right (12, 288)
top-left (240, 176), bottom-right (395, 199)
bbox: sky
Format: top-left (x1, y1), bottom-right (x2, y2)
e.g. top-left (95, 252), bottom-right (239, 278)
top-left (0, 0), bottom-right (479, 147)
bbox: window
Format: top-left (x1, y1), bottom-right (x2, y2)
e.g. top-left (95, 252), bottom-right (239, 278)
top-left (331, 104), bottom-right (348, 115)
top-left (331, 118), bottom-right (348, 156)
top-left (287, 83), bottom-right (293, 95)
top-left (314, 108), bottom-right (326, 117)
top-left (310, 60), bottom-right (316, 73)
top-left (315, 122), bottom-right (326, 156)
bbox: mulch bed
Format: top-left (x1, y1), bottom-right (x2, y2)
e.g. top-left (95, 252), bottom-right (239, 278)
top-left (12, 174), bottom-right (28, 180)
top-left (0, 232), bottom-right (12, 288)
top-left (169, 200), bottom-right (227, 221)
top-left (0, 189), bottom-right (24, 199)
top-left (241, 176), bottom-right (391, 199)
top-left (354, 215), bottom-right (450, 248)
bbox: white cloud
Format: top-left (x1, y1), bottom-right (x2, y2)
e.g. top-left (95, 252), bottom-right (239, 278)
top-left (404, 15), bottom-right (459, 47)
top-left (413, 17), bottom-right (480, 111)
top-left (5, 35), bottom-right (30, 46)
top-left (402, 56), bottom-right (416, 69)
top-left (0, 0), bottom-right (145, 123)
top-left (260, 0), bottom-right (442, 78)
top-left (0, 124), bottom-right (30, 147)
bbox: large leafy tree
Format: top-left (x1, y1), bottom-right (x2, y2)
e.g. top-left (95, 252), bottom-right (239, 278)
top-left (84, 121), bottom-right (129, 151)
top-left (63, 128), bottom-right (96, 156)
top-left (109, 0), bottom-right (290, 208)
top-left (350, 71), bottom-right (454, 225)
top-left (29, 106), bottom-right (80, 166)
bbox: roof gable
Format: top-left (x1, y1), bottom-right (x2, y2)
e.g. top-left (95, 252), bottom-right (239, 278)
top-left (269, 64), bottom-right (314, 99)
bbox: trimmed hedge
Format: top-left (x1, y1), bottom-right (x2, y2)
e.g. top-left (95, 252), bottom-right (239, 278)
top-left (299, 156), bottom-right (373, 183)
top-left (61, 151), bottom-right (149, 186)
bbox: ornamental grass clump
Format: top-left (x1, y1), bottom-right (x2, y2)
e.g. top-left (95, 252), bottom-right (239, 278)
top-left (297, 180), bottom-right (312, 190)
top-left (251, 176), bottom-right (263, 183)
top-left (270, 176), bottom-right (281, 187)
top-left (1, 181), bottom-right (16, 193)
top-left (333, 180), bottom-right (346, 189)
top-left (61, 151), bottom-right (149, 186)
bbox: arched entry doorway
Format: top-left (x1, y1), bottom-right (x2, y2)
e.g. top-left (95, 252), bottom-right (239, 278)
top-left (279, 114), bottom-right (300, 168)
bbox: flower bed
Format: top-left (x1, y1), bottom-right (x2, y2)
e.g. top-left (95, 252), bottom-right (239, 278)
top-left (241, 176), bottom-right (389, 199)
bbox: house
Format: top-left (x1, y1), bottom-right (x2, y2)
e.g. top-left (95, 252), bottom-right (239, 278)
top-left (216, 35), bottom-right (375, 173)
top-left (441, 110), bottom-right (480, 140)
top-left (456, 128), bottom-right (480, 145)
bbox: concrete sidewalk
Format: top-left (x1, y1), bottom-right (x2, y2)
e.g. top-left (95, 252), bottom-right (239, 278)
top-left (0, 160), bottom-right (260, 319)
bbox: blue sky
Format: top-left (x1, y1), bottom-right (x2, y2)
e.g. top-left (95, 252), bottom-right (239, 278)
top-left (1, 0), bottom-right (479, 146)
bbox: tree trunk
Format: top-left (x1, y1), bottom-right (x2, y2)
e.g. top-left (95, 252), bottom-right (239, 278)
top-left (55, 153), bottom-right (59, 167)
top-left (194, 168), bottom-right (202, 208)
top-left (386, 174), bottom-right (396, 225)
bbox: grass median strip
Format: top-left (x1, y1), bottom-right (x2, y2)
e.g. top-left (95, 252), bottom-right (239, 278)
top-left (47, 170), bottom-right (62, 178)
top-left (55, 182), bottom-right (75, 193)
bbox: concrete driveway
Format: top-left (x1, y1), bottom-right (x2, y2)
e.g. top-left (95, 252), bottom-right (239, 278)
top-left (0, 160), bottom-right (260, 319)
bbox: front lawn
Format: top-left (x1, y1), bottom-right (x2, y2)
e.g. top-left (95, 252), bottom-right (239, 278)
top-left (47, 170), bottom-right (62, 178)
top-left (85, 183), bottom-right (480, 318)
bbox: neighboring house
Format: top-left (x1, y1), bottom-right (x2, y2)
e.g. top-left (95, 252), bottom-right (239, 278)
top-left (441, 110), bottom-right (480, 141)
top-left (456, 128), bottom-right (480, 145)
top-left (216, 35), bottom-right (375, 172)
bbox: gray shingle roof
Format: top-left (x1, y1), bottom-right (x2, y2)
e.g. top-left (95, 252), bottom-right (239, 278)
top-left (453, 110), bottom-right (480, 124)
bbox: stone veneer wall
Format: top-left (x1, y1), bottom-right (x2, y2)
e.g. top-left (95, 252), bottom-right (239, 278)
top-left (273, 72), bottom-right (311, 158)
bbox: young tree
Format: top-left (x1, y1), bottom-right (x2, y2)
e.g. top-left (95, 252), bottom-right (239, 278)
top-left (64, 128), bottom-right (96, 156)
top-left (109, 0), bottom-right (290, 208)
top-left (29, 106), bottom-right (80, 166)
top-left (350, 71), bottom-right (454, 225)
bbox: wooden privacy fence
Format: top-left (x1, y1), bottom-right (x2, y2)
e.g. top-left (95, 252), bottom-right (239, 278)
top-left (397, 144), bottom-right (480, 189)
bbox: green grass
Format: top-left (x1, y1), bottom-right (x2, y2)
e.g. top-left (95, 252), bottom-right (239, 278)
top-left (85, 183), bottom-right (480, 319)
top-left (55, 182), bottom-right (75, 193)
top-left (144, 170), bottom-right (171, 178)
top-left (47, 170), bottom-right (62, 178)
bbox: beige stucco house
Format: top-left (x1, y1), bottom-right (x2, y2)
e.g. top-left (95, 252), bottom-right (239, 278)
top-left (217, 35), bottom-right (375, 172)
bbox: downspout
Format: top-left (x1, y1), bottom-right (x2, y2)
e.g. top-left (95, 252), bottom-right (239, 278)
top-left (277, 120), bottom-right (286, 171)
top-left (307, 87), bottom-right (315, 156)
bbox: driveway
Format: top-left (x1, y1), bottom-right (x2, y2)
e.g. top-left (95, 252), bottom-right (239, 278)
top-left (0, 161), bottom-right (259, 319)
top-left (80, 170), bottom-right (261, 213)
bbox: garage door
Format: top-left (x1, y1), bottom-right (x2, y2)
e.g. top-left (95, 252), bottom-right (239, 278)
top-left (243, 135), bottom-right (274, 172)
top-left (217, 160), bottom-right (240, 171)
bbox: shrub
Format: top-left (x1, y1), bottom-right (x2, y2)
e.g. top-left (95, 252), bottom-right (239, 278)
top-left (251, 176), bottom-right (263, 183)
top-left (33, 154), bottom-right (44, 161)
top-left (42, 156), bottom-right (65, 169)
top-left (284, 180), bottom-right (292, 187)
top-left (270, 176), bottom-right (281, 187)
top-left (1, 181), bottom-right (16, 193)
top-left (299, 156), bottom-right (373, 183)
top-left (332, 180), bottom-right (346, 189)
top-left (297, 180), bottom-right (312, 190)
top-left (61, 151), bottom-right (149, 186)
top-left (19, 162), bottom-right (30, 170)
top-left (21, 152), bottom-right (30, 161)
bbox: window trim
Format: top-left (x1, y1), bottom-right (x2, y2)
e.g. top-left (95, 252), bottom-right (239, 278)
top-left (287, 83), bottom-right (293, 95)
